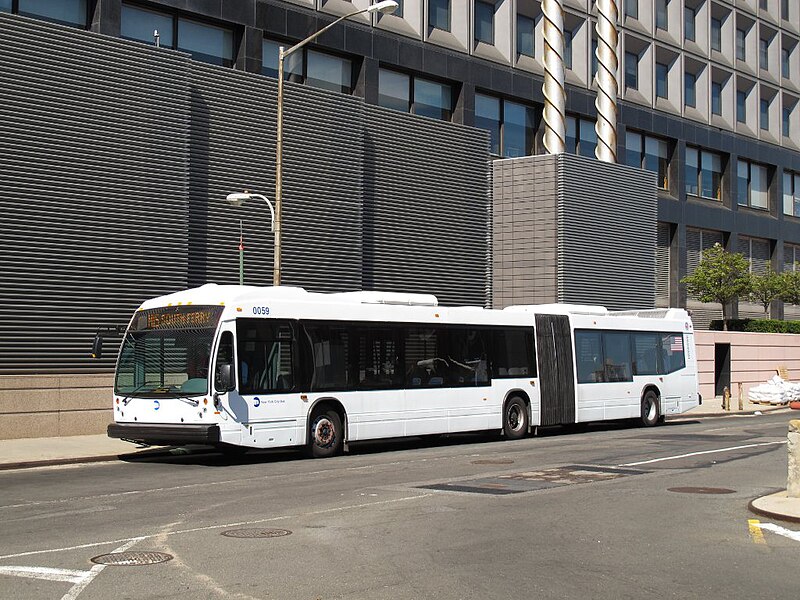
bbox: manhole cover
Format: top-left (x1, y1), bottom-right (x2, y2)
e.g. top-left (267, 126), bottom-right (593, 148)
top-left (221, 528), bottom-right (292, 538)
top-left (668, 487), bottom-right (736, 495)
top-left (90, 551), bottom-right (173, 566)
top-left (471, 458), bottom-right (514, 465)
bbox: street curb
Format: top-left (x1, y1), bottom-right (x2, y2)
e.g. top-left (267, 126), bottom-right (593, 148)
top-left (0, 448), bottom-right (179, 472)
top-left (668, 406), bottom-right (792, 421)
top-left (748, 494), bottom-right (800, 525)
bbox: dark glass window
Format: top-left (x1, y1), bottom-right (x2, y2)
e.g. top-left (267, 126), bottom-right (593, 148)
top-left (603, 332), bottom-right (632, 382)
top-left (632, 333), bottom-right (660, 375)
top-left (565, 115), bottom-right (597, 158)
top-left (738, 159), bottom-right (769, 209)
top-left (0, 0), bottom-right (10, 12)
top-left (660, 334), bottom-right (685, 373)
top-left (307, 50), bottom-right (352, 93)
top-left (445, 328), bottom-right (489, 386)
top-left (177, 18), bottom-right (233, 67)
top-left (490, 329), bottom-right (536, 379)
top-left (711, 81), bottom-right (722, 115)
top-left (783, 0), bottom-right (790, 20)
top-left (575, 331), bottom-right (604, 383)
top-left (378, 69), bottom-right (411, 112)
top-left (394, 0), bottom-right (404, 18)
top-left (736, 28), bottom-right (746, 61)
top-left (784, 106), bottom-right (792, 137)
top-left (624, 0), bottom-right (638, 19)
top-left (356, 326), bottom-right (402, 390)
top-left (737, 89), bottom-right (747, 123)
top-left (262, 39), bottom-right (303, 81)
top-left (214, 331), bottom-right (235, 392)
top-left (782, 47), bottom-right (790, 79)
top-left (655, 0), bottom-right (667, 31)
top-left (625, 131), bottom-right (670, 190)
top-left (121, 4), bottom-right (174, 47)
top-left (760, 38), bottom-right (769, 70)
top-left (564, 29), bottom-right (573, 69)
top-left (684, 6), bottom-right (695, 42)
top-left (405, 327), bottom-right (444, 387)
top-left (503, 100), bottom-right (535, 158)
top-left (413, 77), bottom-right (452, 120)
top-left (475, 1), bottom-right (494, 45)
top-left (686, 146), bottom-right (723, 201)
top-left (711, 18), bottom-right (722, 52)
top-left (429, 0), bottom-right (450, 31)
top-left (783, 171), bottom-right (800, 216)
top-left (237, 320), bottom-right (295, 394)
top-left (517, 14), bottom-right (535, 58)
top-left (625, 51), bottom-right (638, 90)
top-left (18, 0), bottom-right (87, 27)
top-left (475, 93), bottom-right (501, 155)
top-left (685, 72), bottom-right (696, 108)
top-left (656, 62), bottom-right (668, 99)
top-left (305, 324), bottom-right (352, 391)
top-left (578, 118), bottom-right (597, 158)
top-left (760, 98), bottom-right (770, 130)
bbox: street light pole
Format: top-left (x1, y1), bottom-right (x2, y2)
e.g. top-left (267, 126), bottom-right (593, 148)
top-left (273, 0), bottom-right (397, 286)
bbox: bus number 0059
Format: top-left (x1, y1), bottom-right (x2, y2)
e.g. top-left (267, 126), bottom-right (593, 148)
top-left (253, 306), bottom-right (270, 315)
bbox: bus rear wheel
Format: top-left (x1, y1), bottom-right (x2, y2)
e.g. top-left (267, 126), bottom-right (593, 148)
top-left (640, 390), bottom-right (660, 427)
top-left (503, 396), bottom-right (528, 440)
top-left (308, 409), bottom-right (343, 458)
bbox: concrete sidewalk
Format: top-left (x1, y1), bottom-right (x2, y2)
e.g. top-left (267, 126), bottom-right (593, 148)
top-left (671, 396), bottom-right (795, 419)
top-left (0, 434), bottom-right (164, 470)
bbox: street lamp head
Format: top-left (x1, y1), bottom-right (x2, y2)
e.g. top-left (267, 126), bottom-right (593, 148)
top-left (226, 192), bottom-right (252, 207)
top-left (368, 1), bottom-right (398, 15)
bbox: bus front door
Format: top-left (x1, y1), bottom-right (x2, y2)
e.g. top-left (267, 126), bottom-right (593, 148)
top-left (535, 315), bottom-right (576, 426)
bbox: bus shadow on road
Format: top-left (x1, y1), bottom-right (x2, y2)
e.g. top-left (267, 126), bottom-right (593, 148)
top-left (117, 419), bottom-right (695, 467)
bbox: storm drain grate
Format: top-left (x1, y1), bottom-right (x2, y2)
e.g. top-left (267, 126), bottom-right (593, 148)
top-left (421, 465), bottom-right (646, 495)
top-left (221, 528), bottom-right (292, 538)
top-left (471, 458), bottom-right (514, 465)
top-left (90, 551), bottom-right (173, 566)
top-left (668, 487), bottom-right (736, 495)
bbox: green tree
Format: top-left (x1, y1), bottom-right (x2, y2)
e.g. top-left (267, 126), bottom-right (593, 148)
top-left (749, 266), bottom-right (783, 316)
top-left (681, 243), bottom-right (751, 329)
top-left (781, 264), bottom-right (800, 307)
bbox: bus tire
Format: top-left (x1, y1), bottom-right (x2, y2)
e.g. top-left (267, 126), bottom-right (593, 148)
top-left (640, 390), bottom-right (660, 427)
top-left (503, 396), bottom-right (528, 440)
top-left (309, 409), bottom-right (343, 458)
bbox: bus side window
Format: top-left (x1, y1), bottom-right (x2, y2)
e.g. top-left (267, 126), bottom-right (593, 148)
top-left (575, 331), bottom-right (604, 383)
top-left (660, 334), bottom-right (686, 374)
top-left (214, 331), bottom-right (235, 391)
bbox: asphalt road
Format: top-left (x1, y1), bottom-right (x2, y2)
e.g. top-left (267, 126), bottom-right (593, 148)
top-left (0, 413), bottom-right (797, 600)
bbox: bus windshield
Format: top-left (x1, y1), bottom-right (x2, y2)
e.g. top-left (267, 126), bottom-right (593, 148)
top-left (114, 306), bottom-right (223, 397)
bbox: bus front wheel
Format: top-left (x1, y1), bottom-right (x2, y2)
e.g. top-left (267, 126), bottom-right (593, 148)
top-left (308, 409), bottom-right (343, 458)
top-left (503, 396), bottom-right (528, 440)
top-left (640, 391), bottom-right (660, 427)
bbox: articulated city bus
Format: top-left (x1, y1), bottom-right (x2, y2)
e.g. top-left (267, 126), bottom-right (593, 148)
top-left (102, 284), bottom-right (699, 457)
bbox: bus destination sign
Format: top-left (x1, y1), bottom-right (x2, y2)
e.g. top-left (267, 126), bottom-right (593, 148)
top-left (134, 306), bottom-right (224, 331)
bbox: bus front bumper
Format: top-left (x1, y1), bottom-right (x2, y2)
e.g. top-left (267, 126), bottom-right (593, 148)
top-left (108, 423), bottom-right (220, 446)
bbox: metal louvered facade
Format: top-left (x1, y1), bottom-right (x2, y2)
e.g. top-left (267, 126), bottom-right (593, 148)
top-left (685, 227), bottom-right (725, 328)
top-left (493, 153), bottom-right (657, 311)
top-left (0, 13), bottom-right (490, 377)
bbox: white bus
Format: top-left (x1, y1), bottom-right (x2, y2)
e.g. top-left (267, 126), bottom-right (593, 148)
top-left (102, 285), bottom-right (700, 457)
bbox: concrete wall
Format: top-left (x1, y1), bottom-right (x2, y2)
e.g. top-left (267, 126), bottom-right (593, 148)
top-left (695, 331), bottom-right (800, 401)
top-left (0, 375), bottom-right (113, 440)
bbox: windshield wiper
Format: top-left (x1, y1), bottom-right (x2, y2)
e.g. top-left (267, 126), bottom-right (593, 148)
top-left (119, 380), bottom-right (163, 405)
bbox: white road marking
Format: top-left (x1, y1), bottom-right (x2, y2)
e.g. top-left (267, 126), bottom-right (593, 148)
top-left (60, 537), bottom-right (143, 600)
top-left (0, 493), bottom-right (432, 561)
top-left (619, 441), bottom-right (787, 466)
top-left (0, 455), bottom-right (455, 511)
top-left (0, 565), bottom-right (90, 584)
top-left (756, 522), bottom-right (800, 543)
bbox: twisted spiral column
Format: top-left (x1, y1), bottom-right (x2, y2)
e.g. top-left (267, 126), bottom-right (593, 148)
top-left (595, 0), bottom-right (619, 163)
top-left (542, 0), bottom-right (566, 155)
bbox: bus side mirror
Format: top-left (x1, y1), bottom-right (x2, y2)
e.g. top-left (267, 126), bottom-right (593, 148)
top-left (91, 334), bottom-right (103, 359)
top-left (215, 364), bottom-right (235, 392)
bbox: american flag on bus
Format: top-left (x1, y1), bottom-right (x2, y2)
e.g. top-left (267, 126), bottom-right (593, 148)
top-left (669, 335), bottom-right (683, 352)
